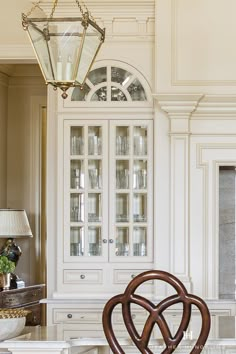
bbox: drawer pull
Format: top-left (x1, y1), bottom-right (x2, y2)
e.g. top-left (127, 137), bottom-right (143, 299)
top-left (131, 274), bottom-right (136, 279)
top-left (80, 316), bottom-right (84, 319)
top-left (67, 314), bottom-right (73, 319)
top-left (80, 274), bottom-right (85, 279)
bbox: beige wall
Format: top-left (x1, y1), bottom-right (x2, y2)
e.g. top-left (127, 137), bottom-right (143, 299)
top-left (0, 65), bottom-right (47, 285)
top-left (0, 73), bottom-right (8, 208)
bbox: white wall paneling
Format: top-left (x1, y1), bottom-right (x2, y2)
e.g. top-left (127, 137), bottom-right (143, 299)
top-left (155, 94), bottom-right (236, 303)
top-left (191, 142), bottom-right (236, 298)
top-left (154, 94), bottom-right (203, 291)
top-left (156, 0), bottom-right (236, 93)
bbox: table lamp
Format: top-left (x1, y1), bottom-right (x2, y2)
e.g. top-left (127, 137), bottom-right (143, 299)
top-left (0, 209), bottom-right (33, 266)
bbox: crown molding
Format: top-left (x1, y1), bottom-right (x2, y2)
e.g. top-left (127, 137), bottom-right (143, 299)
top-left (154, 93), bottom-right (236, 118)
top-left (0, 45), bottom-right (36, 63)
top-left (153, 93), bottom-right (204, 119)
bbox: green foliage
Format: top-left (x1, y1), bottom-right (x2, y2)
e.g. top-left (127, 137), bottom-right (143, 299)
top-left (0, 256), bottom-right (15, 274)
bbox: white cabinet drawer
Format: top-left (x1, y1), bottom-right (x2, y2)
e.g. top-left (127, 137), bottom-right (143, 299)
top-left (113, 311), bottom-right (148, 324)
top-left (53, 309), bottom-right (101, 324)
top-left (113, 269), bottom-right (152, 284)
top-left (63, 269), bottom-right (103, 284)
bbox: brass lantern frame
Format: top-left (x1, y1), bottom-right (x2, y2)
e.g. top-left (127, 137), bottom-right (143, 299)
top-left (22, 0), bottom-right (105, 98)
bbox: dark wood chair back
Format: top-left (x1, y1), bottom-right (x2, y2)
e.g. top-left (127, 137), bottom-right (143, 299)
top-left (102, 270), bottom-right (211, 353)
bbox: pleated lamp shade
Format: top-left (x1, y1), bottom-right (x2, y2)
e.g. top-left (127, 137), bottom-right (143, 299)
top-left (0, 209), bottom-right (33, 238)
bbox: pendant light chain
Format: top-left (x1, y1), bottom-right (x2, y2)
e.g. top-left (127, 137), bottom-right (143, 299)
top-left (50, 0), bottom-right (59, 19)
top-left (75, 0), bottom-right (97, 24)
top-left (25, 1), bottom-right (43, 17)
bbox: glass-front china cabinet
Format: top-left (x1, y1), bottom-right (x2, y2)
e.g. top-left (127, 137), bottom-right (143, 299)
top-left (55, 63), bottom-right (153, 298)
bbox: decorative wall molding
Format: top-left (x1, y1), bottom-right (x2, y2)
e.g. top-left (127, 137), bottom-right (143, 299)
top-left (154, 93), bottom-right (236, 119)
top-left (192, 95), bottom-right (236, 118)
top-left (8, 76), bottom-right (45, 88)
top-left (153, 93), bottom-right (203, 119)
top-left (154, 93), bottom-right (203, 134)
top-left (194, 143), bottom-right (236, 298)
top-left (25, 1), bottom-right (155, 41)
top-left (170, 135), bottom-right (191, 289)
top-left (0, 45), bottom-right (36, 63)
top-left (171, 0), bottom-right (236, 86)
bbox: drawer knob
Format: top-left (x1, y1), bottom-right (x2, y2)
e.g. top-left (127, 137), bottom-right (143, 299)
top-left (131, 314), bottom-right (136, 319)
top-left (80, 274), bottom-right (85, 279)
top-left (109, 239), bottom-right (114, 244)
top-left (131, 274), bottom-right (136, 279)
top-left (67, 314), bottom-right (73, 319)
top-left (103, 239), bottom-right (107, 243)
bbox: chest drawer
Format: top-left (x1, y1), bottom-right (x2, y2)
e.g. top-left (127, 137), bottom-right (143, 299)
top-left (24, 303), bottom-right (41, 326)
top-left (0, 286), bottom-right (44, 307)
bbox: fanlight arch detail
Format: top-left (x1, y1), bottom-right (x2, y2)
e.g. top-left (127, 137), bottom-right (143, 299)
top-left (71, 61), bottom-right (152, 104)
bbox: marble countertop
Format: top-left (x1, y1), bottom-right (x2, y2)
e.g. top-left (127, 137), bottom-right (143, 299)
top-left (0, 323), bottom-right (236, 350)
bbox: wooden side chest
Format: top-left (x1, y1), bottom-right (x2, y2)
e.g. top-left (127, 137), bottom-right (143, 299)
top-left (0, 284), bottom-right (45, 326)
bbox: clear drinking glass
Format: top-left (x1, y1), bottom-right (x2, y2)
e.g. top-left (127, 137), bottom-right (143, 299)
top-left (133, 126), bottom-right (147, 156)
top-left (70, 227), bottom-right (84, 256)
top-left (70, 193), bottom-right (84, 222)
top-left (116, 127), bottom-right (129, 156)
top-left (116, 194), bottom-right (129, 222)
top-left (88, 160), bottom-right (102, 189)
top-left (88, 193), bottom-right (102, 222)
top-left (133, 194), bottom-right (147, 222)
top-left (88, 227), bottom-right (101, 256)
top-left (133, 227), bottom-right (147, 256)
top-left (71, 127), bottom-right (84, 155)
top-left (115, 227), bottom-right (129, 256)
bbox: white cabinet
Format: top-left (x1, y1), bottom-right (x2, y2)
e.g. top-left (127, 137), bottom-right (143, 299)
top-left (56, 118), bottom-right (153, 297)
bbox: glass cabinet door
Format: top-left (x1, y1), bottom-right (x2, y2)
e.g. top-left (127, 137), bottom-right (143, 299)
top-left (109, 121), bottom-right (153, 262)
top-left (64, 121), bottom-right (108, 262)
top-left (64, 119), bottom-right (152, 264)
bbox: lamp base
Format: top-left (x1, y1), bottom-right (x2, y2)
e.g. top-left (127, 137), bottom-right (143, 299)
top-left (0, 238), bottom-right (22, 266)
top-left (0, 273), bottom-right (11, 290)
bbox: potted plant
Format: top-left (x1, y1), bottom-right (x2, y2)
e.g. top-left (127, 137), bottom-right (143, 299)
top-left (0, 256), bottom-right (15, 290)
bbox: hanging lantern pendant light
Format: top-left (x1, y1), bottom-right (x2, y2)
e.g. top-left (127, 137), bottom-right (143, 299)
top-left (22, 0), bottom-right (105, 99)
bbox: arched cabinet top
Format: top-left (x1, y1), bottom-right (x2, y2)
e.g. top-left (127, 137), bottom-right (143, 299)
top-left (61, 60), bottom-right (153, 110)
